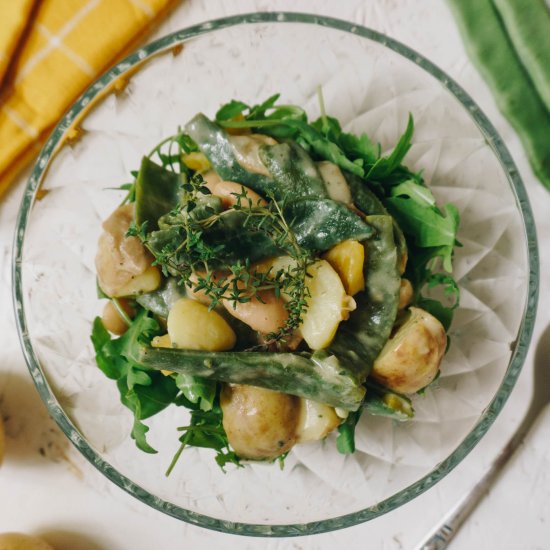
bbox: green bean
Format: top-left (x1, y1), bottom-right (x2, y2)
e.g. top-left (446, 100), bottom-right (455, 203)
top-left (448, 0), bottom-right (550, 189)
top-left (135, 157), bottom-right (183, 230)
top-left (185, 113), bottom-right (276, 197)
top-left (329, 215), bottom-right (401, 379)
top-left (259, 141), bottom-right (328, 199)
top-left (133, 346), bottom-right (366, 411)
top-left (492, 0), bottom-right (550, 113)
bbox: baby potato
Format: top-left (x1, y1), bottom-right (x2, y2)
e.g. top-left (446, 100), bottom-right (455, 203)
top-left (101, 298), bottom-right (135, 335)
top-left (322, 240), bottom-right (365, 296)
top-left (181, 151), bottom-right (211, 172)
top-left (371, 307), bottom-right (447, 394)
top-left (114, 265), bottom-right (161, 297)
top-left (301, 260), bottom-right (356, 350)
top-left (256, 257), bottom-right (355, 349)
top-left (0, 533), bottom-right (54, 550)
top-left (0, 414), bottom-right (4, 465)
top-left (213, 181), bottom-right (267, 209)
top-left (201, 172), bottom-right (267, 210)
top-left (167, 298), bottom-right (236, 351)
top-left (398, 278), bottom-right (414, 310)
top-left (202, 170), bottom-right (222, 193)
top-left (223, 288), bottom-right (288, 335)
top-left (295, 399), bottom-right (341, 443)
top-left (96, 203), bottom-right (160, 298)
top-left (185, 271), bottom-right (218, 306)
top-left (220, 384), bottom-right (299, 459)
top-left (151, 334), bottom-right (172, 349)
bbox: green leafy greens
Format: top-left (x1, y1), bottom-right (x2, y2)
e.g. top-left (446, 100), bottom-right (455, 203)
top-left (91, 306), bottom-right (240, 469)
top-left (93, 92), bottom-right (461, 470)
top-left (214, 94), bottom-right (460, 329)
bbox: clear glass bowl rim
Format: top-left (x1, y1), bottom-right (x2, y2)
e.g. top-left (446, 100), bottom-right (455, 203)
top-left (12, 12), bottom-right (539, 537)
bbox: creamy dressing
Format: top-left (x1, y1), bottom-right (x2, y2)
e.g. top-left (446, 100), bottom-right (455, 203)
top-left (296, 398), bottom-right (340, 443)
top-left (317, 161), bottom-right (353, 204)
top-left (95, 203), bottom-right (155, 297)
top-left (229, 133), bottom-right (277, 176)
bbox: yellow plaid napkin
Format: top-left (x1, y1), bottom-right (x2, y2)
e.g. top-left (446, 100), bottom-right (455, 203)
top-left (0, 0), bottom-right (178, 198)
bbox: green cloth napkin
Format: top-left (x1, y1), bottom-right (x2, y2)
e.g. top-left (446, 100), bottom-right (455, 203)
top-left (448, 0), bottom-right (550, 190)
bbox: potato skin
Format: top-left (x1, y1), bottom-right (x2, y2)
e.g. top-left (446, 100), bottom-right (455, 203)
top-left (296, 399), bottom-right (341, 443)
top-left (371, 307), bottom-right (447, 394)
top-left (0, 533), bottom-right (54, 550)
top-left (167, 298), bottom-right (236, 351)
top-left (398, 279), bottom-right (414, 310)
top-left (220, 384), bottom-right (299, 460)
top-left (223, 289), bottom-right (288, 335)
top-left (95, 203), bottom-right (158, 297)
top-left (0, 414), bottom-right (4, 465)
top-left (101, 299), bottom-right (135, 335)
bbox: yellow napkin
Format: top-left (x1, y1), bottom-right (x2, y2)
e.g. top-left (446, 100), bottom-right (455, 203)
top-left (0, 0), bottom-right (36, 85)
top-left (0, 0), bottom-right (179, 199)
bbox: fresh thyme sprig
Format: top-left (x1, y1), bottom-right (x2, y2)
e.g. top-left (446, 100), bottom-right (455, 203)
top-left (133, 175), bottom-right (313, 345)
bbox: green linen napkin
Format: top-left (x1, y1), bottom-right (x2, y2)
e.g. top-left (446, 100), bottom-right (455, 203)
top-left (448, 0), bottom-right (550, 190)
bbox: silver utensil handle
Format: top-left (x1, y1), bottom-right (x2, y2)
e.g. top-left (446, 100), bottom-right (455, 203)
top-left (415, 435), bottom-right (523, 550)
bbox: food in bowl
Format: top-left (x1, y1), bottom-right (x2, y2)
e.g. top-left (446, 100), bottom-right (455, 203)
top-left (91, 93), bottom-right (460, 472)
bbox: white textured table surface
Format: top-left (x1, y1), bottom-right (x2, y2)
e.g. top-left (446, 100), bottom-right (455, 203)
top-left (1, 1), bottom-right (549, 549)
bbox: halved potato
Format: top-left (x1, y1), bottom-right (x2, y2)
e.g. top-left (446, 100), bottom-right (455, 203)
top-left (302, 260), bottom-right (356, 349)
top-left (371, 307), bottom-right (447, 394)
top-left (220, 384), bottom-right (299, 459)
top-left (101, 299), bottom-right (135, 335)
top-left (167, 298), bottom-right (236, 351)
top-left (257, 257), bottom-right (355, 350)
top-left (181, 151), bottom-right (211, 172)
top-left (296, 398), bottom-right (341, 443)
top-left (96, 203), bottom-right (160, 297)
top-left (323, 240), bottom-right (365, 296)
top-left (114, 265), bottom-right (161, 297)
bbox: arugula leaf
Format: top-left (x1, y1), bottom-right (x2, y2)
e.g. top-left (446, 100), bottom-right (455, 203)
top-left (107, 308), bottom-right (161, 358)
top-left (247, 93), bottom-right (280, 119)
top-left (336, 410), bottom-right (361, 454)
top-left (285, 119), bottom-right (364, 176)
top-left (338, 131), bottom-right (379, 167)
top-left (218, 96), bottom-right (415, 186)
top-left (416, 297), bottom-right (455, 332)
top-left (92, 306), bottom-right (237, 465)
top-left (414, 272), bottom-right (460, 331)
top-left (367, 114), bottom-right (414, 179)
top-left (175, 133), bottom-right (199, 154)
top-left (131, 416), bottom-right (157, 454)
top-left (91, 308), bottom-right (179, 453)
top-left (426, 272), bottom-right (460, 302)
top-left (167, 402), bottom-right (241, 475)
top-left (336, 381), bottom-right (414, 454)
top-left (91, 317), bottom-right (120, 379)
top-left (391, 179), bottom-right (436, 206)
top-left (312, 115), bottom-right (378, 168)
top-left (175, 373), bottom-right (216, 412)
top-left (125, 366), bottom-right (152, 390)
top-left (120, 375), bottom-right (179, 419)
top-left (385, 199), bottom-right (460, 269)
top-left (216, 100), bottom-right (249, 121)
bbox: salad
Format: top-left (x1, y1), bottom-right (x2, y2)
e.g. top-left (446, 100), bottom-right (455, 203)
top-left (91, 94), bottom-right (460, 472)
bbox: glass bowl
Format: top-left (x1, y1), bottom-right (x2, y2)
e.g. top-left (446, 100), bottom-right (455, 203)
top-left (13, 13), bottom-right (538, 536)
